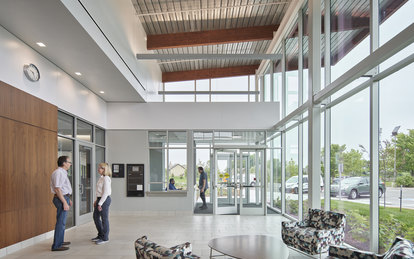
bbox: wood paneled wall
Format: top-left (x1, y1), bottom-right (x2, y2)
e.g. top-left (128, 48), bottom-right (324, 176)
top-left (0, 81), bottom-right (58, 249)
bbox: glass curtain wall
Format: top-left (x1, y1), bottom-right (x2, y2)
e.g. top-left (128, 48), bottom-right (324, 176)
top-left (264, 0), bottom-right (414, 253)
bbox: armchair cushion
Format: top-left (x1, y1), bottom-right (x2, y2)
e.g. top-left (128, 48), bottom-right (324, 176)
top-left (281, 209), bottom-right (346, 255)
top-left (383, 237), bottom-right (414, 259)
top-left (135, 236), bottom-right (200, 259)
top-left (329, 245), bottom-right (379, 259)
top-left (309, 209), bottom-right (325, 229)
top-left (329, 237), bottom-right (414, 259)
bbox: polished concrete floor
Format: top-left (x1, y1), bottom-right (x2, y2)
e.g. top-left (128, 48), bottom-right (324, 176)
top-left (1, 213), bottom-right (323, 259)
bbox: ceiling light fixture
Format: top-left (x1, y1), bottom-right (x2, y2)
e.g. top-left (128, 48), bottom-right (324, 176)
top-left (100, 91), bottom-right (105, 94)
top-left (36, 42), bottom-right (46, 47)
top-left (75, 72), bottom-right (82, 76)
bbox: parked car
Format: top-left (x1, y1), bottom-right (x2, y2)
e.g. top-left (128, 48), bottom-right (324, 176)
top-left (330, 176), bottom-right (386, 199)
top-left (283, 175), bottom-right (324, 194)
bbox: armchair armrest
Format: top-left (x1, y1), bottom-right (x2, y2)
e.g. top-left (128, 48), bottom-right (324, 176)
top-left (282, 220), bottom-right (310, 229)
top-left (329, 245), bottom-right (379, 259)
top-left (170, 242), bottom-right (192, 256)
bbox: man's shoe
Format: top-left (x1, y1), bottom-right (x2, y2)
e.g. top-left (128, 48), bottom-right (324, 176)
top-left (95, 239), bottom-right (108, 245)
top-left (200, 206), bottom-right (207, 210)
top-left (51, 246), bottom-right (69, 251)
top-left (91, 237), bottom-right (100, 242)
top-left (62, 242), bottom-right (71, 246)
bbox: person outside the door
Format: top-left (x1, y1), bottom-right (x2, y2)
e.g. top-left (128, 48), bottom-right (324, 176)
top-left (169, 178), bottom-right (177, 190)
top-left (92, 162), bottom-right (112, 245)
top-left (50, 156), bottom-right (73, 251)
top-left (198, 167), bottom-right (208, 210)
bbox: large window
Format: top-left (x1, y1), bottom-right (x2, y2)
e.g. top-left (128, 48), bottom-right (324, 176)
top-left (160, 75), bottom-right (257, 102)
top-left (149, 131), bottom-right (188, 191)
top-left (330, 88), bottom-right (370, 250)
top-left (285, 127), bottom-right (299, 219)
top-left (379, 57), bottom-right (414, 251)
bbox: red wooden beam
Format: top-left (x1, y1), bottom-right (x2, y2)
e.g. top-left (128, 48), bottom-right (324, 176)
top-left (162, 65), bottom-right (258, 82)
top-left (148, 25), bottom-right (279, 50)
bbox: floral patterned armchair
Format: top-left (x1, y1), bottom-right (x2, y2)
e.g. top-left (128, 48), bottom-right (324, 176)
top-left (281, 208), bottom-right (346, 255)
top-left (135, 236), bottom-right (200, 259)
top-left (329, 236), bottom-right (414, 259)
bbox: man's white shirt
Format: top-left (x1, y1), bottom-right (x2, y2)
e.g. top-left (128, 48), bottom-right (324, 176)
top-left (50, 167), bottom-right (72, 195)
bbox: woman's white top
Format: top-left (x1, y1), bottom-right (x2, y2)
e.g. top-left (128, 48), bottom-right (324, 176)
top-left (96, 175), bottom-right (111, 206)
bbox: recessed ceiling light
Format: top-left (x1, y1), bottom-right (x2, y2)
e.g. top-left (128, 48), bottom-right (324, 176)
top-left (36, 42), bottom-right (46, 47)
top-left (75, 72), bottom-right (82, 76)
top-left (144, 36), bottom-right (147, 41)
top-left (100, 91), bottom-right (105, 94)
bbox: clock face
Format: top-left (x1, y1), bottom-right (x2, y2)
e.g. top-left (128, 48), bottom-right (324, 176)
top-left (23, 64), bottom-right (40, 82)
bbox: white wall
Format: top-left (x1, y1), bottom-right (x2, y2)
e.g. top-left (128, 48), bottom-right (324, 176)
top-left (0, 25), bottom-right (107, 127)
top-left (62, 0), bottom-right (162, 100)
top-left (107, 102), bottom-right (280, 130)
top-left (107, 130), bottom-right (194, 212)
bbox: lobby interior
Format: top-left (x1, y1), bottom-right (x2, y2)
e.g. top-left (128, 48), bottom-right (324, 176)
top-left (1, 0), bottom-right (414, 258)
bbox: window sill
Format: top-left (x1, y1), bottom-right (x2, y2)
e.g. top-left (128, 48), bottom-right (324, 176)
top-left (145, 190), bottom-right (188, 197)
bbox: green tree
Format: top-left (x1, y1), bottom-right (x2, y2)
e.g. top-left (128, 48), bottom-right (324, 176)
top-left (322, 144), bottom-right (346, 179)
top-left (396, 130), bottom-right (414, 175)
top-left (343, 149), bottom-right (366, 176)
top-left (286, 159), bottom-right (298, 177)
top-left (379, 139), bottom-right (396, 181)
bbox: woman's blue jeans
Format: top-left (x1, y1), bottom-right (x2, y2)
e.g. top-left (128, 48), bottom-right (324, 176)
top-left (93, 196), bottom-right (111, 241)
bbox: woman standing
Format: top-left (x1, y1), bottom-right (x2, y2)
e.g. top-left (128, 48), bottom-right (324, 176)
top-left (91, 163), bottom-right (112, 245)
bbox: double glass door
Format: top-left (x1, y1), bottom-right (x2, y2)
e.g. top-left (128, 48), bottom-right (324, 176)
top-left (213, 148), bottom-right (265, 215)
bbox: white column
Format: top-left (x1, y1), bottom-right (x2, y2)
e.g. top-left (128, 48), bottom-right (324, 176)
top-left (307, 0), bottom-right (322, 209)
top-left (298, 10), bottom-right (304, 220)
top-left (323, 0), bottom-right (332, 211)
top-left (370, 0), bottom-right (380, 253)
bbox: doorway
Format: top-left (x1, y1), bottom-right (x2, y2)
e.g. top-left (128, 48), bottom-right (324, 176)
top-left (213, 148), bottom-right (265, 215)
top-left (75, 143), bottom-right (94, 224)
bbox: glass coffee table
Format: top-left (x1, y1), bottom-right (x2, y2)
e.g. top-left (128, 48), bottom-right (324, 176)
top-left (208, 234), bottom-right (289, 259)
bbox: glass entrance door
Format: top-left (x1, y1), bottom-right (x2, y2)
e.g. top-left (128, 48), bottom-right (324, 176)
top-left (77, 143), bottom-right (94, 223)
top-left (214, 150), bottom-right (238, 214)
top-left (239, 150), bottom-right (265, 215)
top-left (213, 148), bottom-right (265, 215)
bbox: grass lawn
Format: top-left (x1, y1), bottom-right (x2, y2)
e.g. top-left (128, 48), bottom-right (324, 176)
top-left (329, 199), bottom-right (414, 226)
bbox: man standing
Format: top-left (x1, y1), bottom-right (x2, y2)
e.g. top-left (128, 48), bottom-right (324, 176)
top-left (50, 156), bottom-right (73, 251)
top-left (198, 167), bottom-right (208, 209)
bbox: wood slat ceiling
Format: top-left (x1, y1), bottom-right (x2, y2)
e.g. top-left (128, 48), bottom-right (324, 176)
top-left (131, 0), bottom-right (407, 81)
top-left (132, 0), bottom-right (290, 77)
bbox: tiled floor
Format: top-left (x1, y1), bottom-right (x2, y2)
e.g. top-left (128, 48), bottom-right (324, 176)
top-left (1, 213), bottom-right (321, 259)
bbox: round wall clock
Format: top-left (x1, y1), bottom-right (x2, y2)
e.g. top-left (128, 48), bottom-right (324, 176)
top-left (23, 63), bottom-right (40, 82)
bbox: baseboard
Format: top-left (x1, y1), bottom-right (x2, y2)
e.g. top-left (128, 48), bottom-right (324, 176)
top-left (0, 227), bottom-right (76, 258)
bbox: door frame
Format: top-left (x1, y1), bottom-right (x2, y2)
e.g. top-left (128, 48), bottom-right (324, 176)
top-left (212, 146), bottom-right (266, 215)
top-left (75, 140), bottom-right (96, 225)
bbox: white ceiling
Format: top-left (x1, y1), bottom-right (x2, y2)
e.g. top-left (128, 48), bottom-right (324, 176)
top-left (0, 0), bottom-right (146, 102)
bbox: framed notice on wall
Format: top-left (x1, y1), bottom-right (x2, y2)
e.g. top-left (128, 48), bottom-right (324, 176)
top-left (127, 164), bottom-right (144, 197)
top-left (112, 164), bottom-right (125, 178)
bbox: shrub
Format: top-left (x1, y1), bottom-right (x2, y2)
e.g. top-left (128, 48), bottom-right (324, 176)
top-left (396, 173), bottom-right (414, 187)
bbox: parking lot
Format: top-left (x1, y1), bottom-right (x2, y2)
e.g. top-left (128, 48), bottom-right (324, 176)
top-left (275, 187), bottom-right (414, 210)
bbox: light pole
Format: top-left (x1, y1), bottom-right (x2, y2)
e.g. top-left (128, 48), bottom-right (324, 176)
top-left (392, 126), bottom-right (400, 187)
